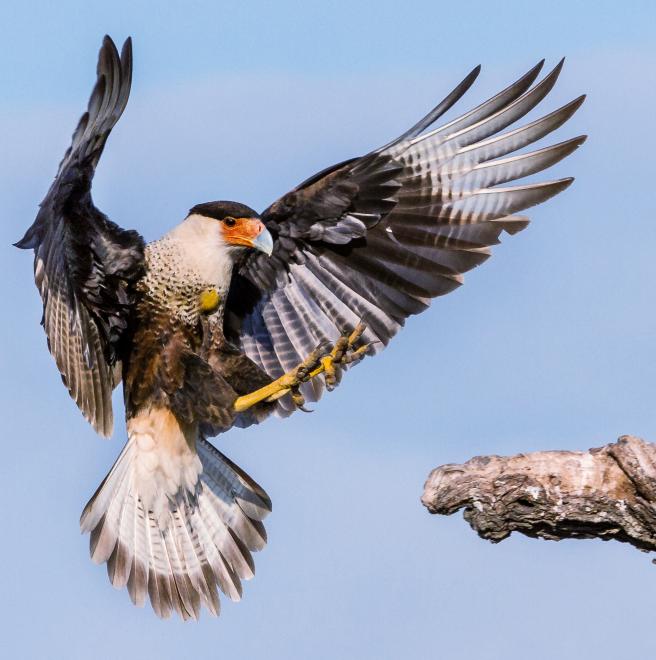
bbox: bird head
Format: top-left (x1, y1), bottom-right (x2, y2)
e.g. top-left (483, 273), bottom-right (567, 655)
top-left (187, 201), bottom-right (273, 256)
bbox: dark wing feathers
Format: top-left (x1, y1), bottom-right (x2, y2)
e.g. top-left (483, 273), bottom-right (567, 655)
top-left (377, 64), bottom-right (482, 149)
top-left (225, 60), bottom-right (585, 415)
top-left (15, 36), bottom-right (144, 436)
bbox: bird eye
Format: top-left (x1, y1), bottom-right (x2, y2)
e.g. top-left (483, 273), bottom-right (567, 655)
top-left (224, 217), bottom-right (236, 227)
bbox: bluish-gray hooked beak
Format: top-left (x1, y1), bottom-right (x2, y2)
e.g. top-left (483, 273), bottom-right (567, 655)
top-left (252, 226), bottom-right (274, 256)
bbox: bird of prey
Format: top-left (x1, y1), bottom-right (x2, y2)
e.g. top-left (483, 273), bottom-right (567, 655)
top-left (16, 35), bottom-right (585, 620)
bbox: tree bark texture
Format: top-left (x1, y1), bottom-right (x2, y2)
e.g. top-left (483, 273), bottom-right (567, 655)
top-left (422, 435), bottom-right (656, 556)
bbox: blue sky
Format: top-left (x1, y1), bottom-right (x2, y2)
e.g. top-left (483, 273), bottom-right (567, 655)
top-left (2, 1), bottom-right (655, 658)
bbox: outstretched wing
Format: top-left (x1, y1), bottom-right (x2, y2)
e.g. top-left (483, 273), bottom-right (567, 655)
top-left (225, 60), bottom-right (586, 414)
top-left (15, 36), bottom-right (145, 436)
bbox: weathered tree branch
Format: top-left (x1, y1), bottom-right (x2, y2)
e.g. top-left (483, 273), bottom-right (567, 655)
top-left (422, 435), bottom-right (656, 556)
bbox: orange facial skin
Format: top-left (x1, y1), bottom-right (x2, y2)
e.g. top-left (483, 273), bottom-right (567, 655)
top-left (220, 217), bottom-right (266, 248)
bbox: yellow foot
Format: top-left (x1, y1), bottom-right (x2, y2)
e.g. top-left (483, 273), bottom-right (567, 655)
top-left (233, 322), bottom-right (372, 413)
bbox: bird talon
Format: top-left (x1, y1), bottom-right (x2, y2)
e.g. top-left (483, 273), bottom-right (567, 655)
top-left (347, 322), bottom-right (366, 347)
top-left (291, 387), bottom-right (306, 409)
top-left (235, 324), bottom-right (372, 413)
top-left (324, 363), bottom-right (338, 391)
top-left (343, 343), bottom-right (372, 364)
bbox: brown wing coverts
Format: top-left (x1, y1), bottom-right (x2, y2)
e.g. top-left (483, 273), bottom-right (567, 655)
top-left (226, 60), bottom-right (585, 413)
top-left (15, 36), bottom-right (145, 436)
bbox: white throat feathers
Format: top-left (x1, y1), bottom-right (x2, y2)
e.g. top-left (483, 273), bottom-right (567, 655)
top-left (165, 213), bottom-right (235, 288)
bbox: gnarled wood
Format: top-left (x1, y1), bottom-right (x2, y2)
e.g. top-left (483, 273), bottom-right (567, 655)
top-left (422, 435), bottom-right (656, 556)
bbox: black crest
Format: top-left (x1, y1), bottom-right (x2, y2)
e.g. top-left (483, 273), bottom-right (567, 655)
top-left (189, 201), bottom-right (260, 221)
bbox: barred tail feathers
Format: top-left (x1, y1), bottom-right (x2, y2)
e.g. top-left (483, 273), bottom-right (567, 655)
top-left (80, 407), bottom-right (271, 620)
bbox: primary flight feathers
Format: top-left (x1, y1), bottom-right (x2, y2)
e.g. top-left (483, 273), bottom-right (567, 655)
top-left (228, 58), bottom-right (584, 414)
top-left (16, 35), bottom-right (585, 619)
top-left (16, 37), bottom-right (142, 437)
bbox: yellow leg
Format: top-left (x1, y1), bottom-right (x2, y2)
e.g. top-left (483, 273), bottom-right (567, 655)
top-left (233, 323), bottom-right (370, 414)
top-left (233, 372), bottom-right (301, 413)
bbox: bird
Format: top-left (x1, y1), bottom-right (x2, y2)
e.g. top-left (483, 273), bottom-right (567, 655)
top-left (16, 35), bottom-right (586, 620)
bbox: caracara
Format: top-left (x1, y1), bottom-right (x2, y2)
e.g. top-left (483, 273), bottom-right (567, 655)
top-left (16, 36), bottom-right (586, 619)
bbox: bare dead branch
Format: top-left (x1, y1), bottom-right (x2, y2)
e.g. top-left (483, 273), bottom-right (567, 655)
top-left (422, 435), bottom-right (656, 556)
